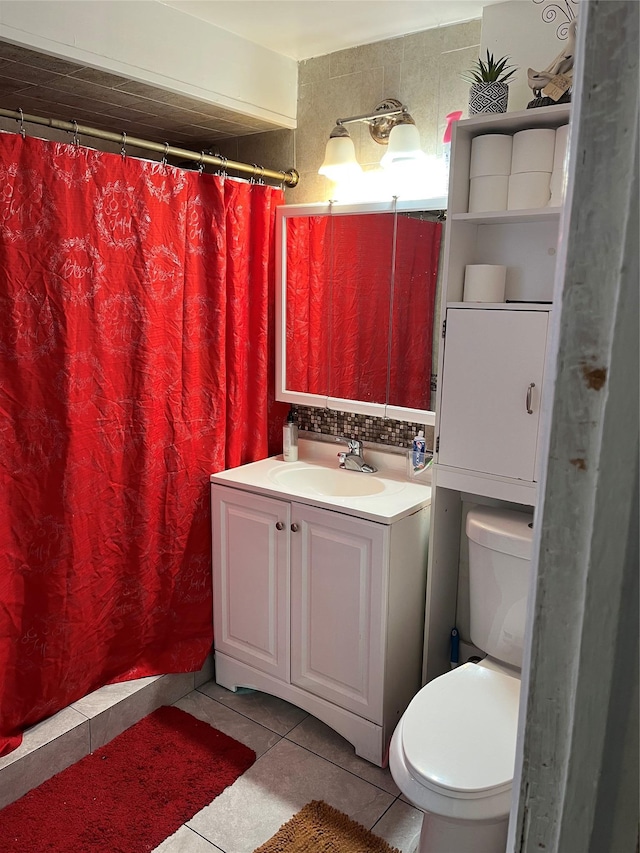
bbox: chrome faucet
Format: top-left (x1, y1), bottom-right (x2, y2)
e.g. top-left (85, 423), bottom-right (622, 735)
top-left (337, 437), bottom-right (378, 473)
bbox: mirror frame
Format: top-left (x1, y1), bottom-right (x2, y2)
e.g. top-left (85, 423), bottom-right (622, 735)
top-left (275, 197), bottom-right (447, 426)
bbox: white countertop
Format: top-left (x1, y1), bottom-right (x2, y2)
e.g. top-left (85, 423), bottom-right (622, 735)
top-left (210, 437), bottom-right (432, 524)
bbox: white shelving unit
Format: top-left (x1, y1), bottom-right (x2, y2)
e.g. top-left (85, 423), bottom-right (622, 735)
top-left (422, 104), bottom-right (571, 684)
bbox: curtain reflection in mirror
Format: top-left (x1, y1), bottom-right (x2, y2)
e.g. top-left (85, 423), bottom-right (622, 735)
top-left (389, 215), bottom-right (443, 410)
top-left (285, 211), bottom-right (442, 412)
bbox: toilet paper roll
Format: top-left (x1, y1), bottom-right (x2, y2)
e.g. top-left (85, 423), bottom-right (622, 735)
top-left (470, 134), bottom-right (513, 178)
top-left (463, 265), bottom-right (507, 302)
top-left (552, 124), bottom-right (570, 173)
top-left (468, 175), bottom-right (508, 213)
top-left (549, 170), bottom-right (566, 206)
top-left (507, 171), bottom-right (551, 210)
top-left (511, 128), bottom-right (556, 174)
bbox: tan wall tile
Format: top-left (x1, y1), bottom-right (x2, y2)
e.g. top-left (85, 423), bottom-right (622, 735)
top-left (441, 19), bottom-right (482, 53)
top-left (201, 21), bottom-right (480, 198)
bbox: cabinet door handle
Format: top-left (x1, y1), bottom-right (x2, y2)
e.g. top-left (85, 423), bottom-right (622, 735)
top-left (275, 521), bottom-right (285, 531)
top-left (291, 523), bottom-right (299, 533)
top-left (526, 382), bottom-right (536, 414)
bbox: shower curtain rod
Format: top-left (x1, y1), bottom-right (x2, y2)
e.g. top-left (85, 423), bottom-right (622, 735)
top-left (0, 107), bottom-right (300, 187)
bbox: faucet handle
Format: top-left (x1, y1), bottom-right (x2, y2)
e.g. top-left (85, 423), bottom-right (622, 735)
top-left (338, 436), bottom-right (362, 454)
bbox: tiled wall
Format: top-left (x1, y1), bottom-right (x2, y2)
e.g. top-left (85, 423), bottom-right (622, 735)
top-left (221, 19), bottom-right (481, 203)
top-left (220, 20), bottom-right (481, 451)
top-left (296, 405), bottom-right (434, 450)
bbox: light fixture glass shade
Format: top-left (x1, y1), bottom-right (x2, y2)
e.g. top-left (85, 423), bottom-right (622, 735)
top-left (318, 134), bottom-right (363, 181)
top-left (380, 122), bottom-right (426, 169)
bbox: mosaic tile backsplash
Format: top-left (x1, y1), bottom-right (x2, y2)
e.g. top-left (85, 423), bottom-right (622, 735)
top-left (295, 405), bottom-right (435, 450)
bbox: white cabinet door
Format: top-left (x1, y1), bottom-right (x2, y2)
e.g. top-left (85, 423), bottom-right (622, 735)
top-left (290, 503), bottom-right (387, 724)
top-left (211, 485), bottom-right (290, 681)
top-left (438, 309), bottom-right (549, 481)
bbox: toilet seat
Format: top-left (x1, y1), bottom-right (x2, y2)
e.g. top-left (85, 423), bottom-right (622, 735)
top-left (397, 662), bottom-right (520, 816)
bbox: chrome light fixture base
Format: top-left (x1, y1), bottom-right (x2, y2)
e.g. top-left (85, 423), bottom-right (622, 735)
top-left (368, 98), bottom-right (406, 144)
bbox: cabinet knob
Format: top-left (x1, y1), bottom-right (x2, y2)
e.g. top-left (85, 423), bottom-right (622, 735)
top-left (291, 523), bottom-right (299, 533)
top-left (526, 382), bottom-right (536, 414)
top-left (275, 521), bottom-right (285, 531)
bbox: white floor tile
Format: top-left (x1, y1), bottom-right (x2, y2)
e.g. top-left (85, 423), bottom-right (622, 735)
top-left (198, 682), bottom-right (308, 736)
top-left (372, 798), bottom-right (423, 853)
top-left (153, 825), bottom-right (222, 852)
top-left (187, 737), bottom-right (395, 853)
top-left (174, 690), bottom-right (281, 758)
top-left (286, 713), bottom-right (400, 795)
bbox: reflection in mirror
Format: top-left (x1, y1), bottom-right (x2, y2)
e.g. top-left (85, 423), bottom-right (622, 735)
top-left (328, 213), bottom-right (394, 404)
top-left (388, 212), bottom-right (443, 412)
top-left (285, 212), bottom-right (395, 404)
top-left (278, 201), bottom-right (445, 422)
top-left (285, 214), bottom-right (330, 396)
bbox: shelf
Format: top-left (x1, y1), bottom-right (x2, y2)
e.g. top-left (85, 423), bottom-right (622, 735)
top-left (446, 302), bottom-right (552, 311)
top-left (454, 104), bottom-right (571, 136)
top-left (451, 207), bottom-right (562, 225)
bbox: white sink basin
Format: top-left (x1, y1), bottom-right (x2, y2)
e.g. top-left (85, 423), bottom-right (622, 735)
top-left (270, 466), bottom-right (387, 497)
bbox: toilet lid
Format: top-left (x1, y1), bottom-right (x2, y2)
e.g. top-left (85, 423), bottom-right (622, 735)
top-left (401, 663), bottom-right (521, 799)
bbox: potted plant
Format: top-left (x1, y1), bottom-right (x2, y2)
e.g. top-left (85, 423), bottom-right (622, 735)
top-left (463, 51), bottom-right (517, 115)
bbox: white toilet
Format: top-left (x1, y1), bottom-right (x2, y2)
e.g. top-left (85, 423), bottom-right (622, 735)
top-left (389, 505), bottom-right (534, 853)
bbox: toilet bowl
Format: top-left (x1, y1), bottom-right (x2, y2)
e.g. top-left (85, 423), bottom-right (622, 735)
top-left (389, 659), bottom-right (520, 852)
top-left (389, 506), bottom-right (533, 853)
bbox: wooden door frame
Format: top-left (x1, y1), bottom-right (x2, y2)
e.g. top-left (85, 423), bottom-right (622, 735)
top-left (510, 2), bottom-right (639, 851)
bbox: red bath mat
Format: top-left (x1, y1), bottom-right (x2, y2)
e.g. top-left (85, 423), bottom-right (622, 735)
top-left (0, 705), bottom-right (256, 853)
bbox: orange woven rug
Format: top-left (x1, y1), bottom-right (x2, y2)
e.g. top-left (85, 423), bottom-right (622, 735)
top-left (254, 800), bottom-right (401, 853)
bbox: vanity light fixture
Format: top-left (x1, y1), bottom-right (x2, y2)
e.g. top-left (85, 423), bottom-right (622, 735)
top-left (318, 98), bottom-right (424, 180)
top-left (380, 117), bottom-right (427, 169)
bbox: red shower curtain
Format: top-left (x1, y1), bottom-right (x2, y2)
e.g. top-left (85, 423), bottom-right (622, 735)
top-left (0, 132), bottom-right (284, 756)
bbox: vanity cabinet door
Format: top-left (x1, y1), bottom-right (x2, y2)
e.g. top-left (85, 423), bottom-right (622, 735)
top-left (211, 485), bottom-right (290, 682)
top-left (290, 504), bottom-right (387, 723)
top-left (438, 308), bottom-right (549, 481)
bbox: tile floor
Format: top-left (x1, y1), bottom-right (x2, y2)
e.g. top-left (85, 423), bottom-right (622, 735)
top-left (155, 681), bottom-right (423, 853)
top-left (0, 668), bottom-right (423, 852)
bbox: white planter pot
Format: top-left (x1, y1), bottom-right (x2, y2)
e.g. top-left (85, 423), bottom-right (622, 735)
top-left (468, 82), bottom-right (509, 115)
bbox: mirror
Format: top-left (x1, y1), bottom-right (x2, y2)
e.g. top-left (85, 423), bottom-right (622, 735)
top-left (276, 199), bottom-right (445, 424)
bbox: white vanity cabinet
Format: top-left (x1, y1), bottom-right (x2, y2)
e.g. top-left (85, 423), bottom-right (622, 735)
top-left (212, 487), bottom-right (290, 682)
top-left (438, 306), bottom-right (549, 482)
top-left (210, 471), bottom-right (430, 767)
top-left (289, 504), bottom-right (387, 722)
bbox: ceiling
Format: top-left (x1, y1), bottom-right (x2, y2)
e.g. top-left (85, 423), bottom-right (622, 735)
top-left (0, 1), bottom-right (496, 150)
top-left (160, 1), bottom-right (499, 61)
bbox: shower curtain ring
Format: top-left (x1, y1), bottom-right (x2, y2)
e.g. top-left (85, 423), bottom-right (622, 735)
top-left (198, 151), bottom-right (206, 174)
top-left (72, 120), bottom-right (80, 146)
top-left (17, 108), bottom-right (26, 139)
top-left (216, 155), bottom-right (227, 178)
top-left (161, 142), bottom-right (169, 166)
top-left (120, 132), bottom-right (127, 158)
top-left (250, 164), bottom-right (260, 184)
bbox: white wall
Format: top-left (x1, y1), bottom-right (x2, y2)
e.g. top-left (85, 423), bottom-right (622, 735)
top-left (481, 0), bottom-right (572, 112)
top-left (0, 0), bottom-right (298, 128)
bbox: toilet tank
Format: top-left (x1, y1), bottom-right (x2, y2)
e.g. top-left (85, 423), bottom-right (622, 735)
top-left (466, 506), bottom-right (534, 669)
